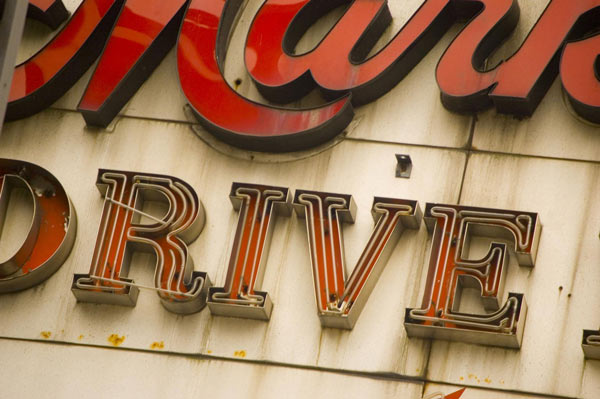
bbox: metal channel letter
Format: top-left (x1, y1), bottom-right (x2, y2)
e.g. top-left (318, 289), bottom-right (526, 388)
top-left (582, 330), bottom-right (600, 359)
top-left (405, 203), bottom-right (541, 348)
top-left (0, 159), bottom-right (77, 293)
top-left (72, 170), bottom-right (209, 314)
top-left (294, 190), bottom-right (421, 329)
top-left (208, 183), bottom-right (291, 320)
top-left (26, 0), bottom-right (69, 29)
top-left (583, 232), bottom-right (600, 359)
top-left (78, 0), bottom-right (189, 127)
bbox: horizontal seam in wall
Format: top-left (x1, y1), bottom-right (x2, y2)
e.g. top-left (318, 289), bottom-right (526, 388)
top-left (0, 336), bottom-right (582, 399)
top-left (43, 107), bottom-right (600, 166)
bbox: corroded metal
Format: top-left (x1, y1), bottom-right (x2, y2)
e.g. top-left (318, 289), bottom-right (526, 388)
top-left (0, 159), bottom-right (77, 292)
top-left (405, 203), bottom-right (541, 348)
top-left (72, 169), bottom-right (209, 314)
top-left (208, 183), bottom-right (291, 320)
top-left (294, 189), bottom-right (421, 329)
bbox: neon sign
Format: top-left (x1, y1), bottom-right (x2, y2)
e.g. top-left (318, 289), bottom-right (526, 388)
top-left (7, 0), bottom-right (600, 151)
top-left (404, 204), bottom-right (541, 348)
top-left (207, 183), bottom-right (291, 320)
top-left (0, 159), bottom-right (76, 293)
top-left (71, 169), bottom-right (209, 314)
top-left (0, 159), bottom-right (553, 351)
top-left (293, 190), bottom-right (421, 329)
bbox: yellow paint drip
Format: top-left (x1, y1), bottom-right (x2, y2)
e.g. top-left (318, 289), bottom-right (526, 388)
top-left (108, 334), bottom-right (125, 347)
top-left (150, 341), bottom-right (165, 350)
top-left (78, 335), bottom-right (84, 340)
top-left (40, 331), bottom-right (51, 339)
top-left (234, 350), bottom-right (246, 358)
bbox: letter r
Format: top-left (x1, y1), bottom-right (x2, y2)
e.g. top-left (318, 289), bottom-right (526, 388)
top-left (72, 170), bottom-right (210, 314)
top-left (0, 159), bottom-right (77, 293)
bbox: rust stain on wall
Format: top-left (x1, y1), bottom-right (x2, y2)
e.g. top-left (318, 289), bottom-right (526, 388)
top-left (234, 350), bottom-right (246, 358)
top-left (150, 341), bottom-right (164, 350)
top-left (108, 334), bottom-right (125, 347)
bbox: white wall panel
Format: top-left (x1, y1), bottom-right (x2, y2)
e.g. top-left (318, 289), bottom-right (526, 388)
top-left (0, 110), bottom-right (466, 379)
top-left (19, 0), bottom-right (474, 148)
top-left (17, 0), bottom-right (83, 62)
top-left (471, 0), bottom-right (600, 162)
top-left (472, 81), bottom-right (600, 163)
top-left (223, 0), bottom-right (473, 149)
top-left (0, 338), bottom-right (424, 399)
top-left (425, 153), bottom-right (600, 398)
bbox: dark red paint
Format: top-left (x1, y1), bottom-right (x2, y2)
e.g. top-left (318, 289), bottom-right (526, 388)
top-left (7, 0), bottom-right (600, 151)
top-left (78, 0), bottom-right (188, 127)
top-left (245, 0), bottom-right (453, 105)
top-left (437, 0), bottom-right (600, 117)
top-left (561, 33), bottom-right (600, 124)
top-left (7, 0), bottom-right (124, 121)
top-left (177, 0), bottom-right (353, 152)
top-left (28, 0), bottom-right (59, 10)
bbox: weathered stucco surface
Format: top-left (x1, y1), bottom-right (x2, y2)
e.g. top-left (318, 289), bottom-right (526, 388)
top-left (1, 0), bottom-right (599, 398)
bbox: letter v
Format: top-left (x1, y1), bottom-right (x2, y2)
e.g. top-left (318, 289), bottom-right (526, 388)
top-left (294, 190), bottom-right (421, 329)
